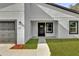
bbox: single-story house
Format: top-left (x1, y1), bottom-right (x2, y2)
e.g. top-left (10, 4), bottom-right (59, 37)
top-left (0, 3), bottom-right (79, 44)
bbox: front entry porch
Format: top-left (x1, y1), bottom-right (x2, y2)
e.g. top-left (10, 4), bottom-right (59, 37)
top-left (31, 20), bottom-right (58, 39)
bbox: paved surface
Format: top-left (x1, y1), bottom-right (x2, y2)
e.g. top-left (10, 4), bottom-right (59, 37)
top-left (37, 37), bottom-right (50, 56)
top-left (0, 44), bottom-right (37, 56)
top-left (0, 38), bottom-right (50, 56)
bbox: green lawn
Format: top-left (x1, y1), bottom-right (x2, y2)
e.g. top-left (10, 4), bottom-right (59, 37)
top-left (46, 39), bottom-right (79, 56)
top-left (24, 39), bottom-right (38, 49)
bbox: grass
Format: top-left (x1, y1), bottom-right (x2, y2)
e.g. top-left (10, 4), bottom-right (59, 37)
top-left (24, 39), bottom-right (38, 49)
top-left (11, 39), bottom-right (38, 49)
top-left (46, 38), bottom-right (79, 56)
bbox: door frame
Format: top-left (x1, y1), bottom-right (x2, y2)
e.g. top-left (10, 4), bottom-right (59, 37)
top-left (38, 23), bottom-right (45, 36)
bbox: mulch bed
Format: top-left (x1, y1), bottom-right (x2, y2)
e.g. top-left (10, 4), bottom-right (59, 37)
top-left (10, 44), bottom-right (25, 49)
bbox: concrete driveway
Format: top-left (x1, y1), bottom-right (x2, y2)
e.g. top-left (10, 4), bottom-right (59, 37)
top-left (0, 44), bottom-right (37, 56)
top-left (0, 38), bottom-right (50, 56)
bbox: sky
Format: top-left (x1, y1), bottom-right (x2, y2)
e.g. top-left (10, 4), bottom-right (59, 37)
top-left (57, 3), bottom-right (76, 8)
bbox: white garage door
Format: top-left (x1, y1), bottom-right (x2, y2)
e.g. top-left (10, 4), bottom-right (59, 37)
top-left (0, 21), bottom-right (16, 43)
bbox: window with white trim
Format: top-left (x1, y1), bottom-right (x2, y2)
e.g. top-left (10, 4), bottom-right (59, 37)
top-left (69, 21), bottom-right (78, 34)
top-left (46, 22), bottom-right (53, 33)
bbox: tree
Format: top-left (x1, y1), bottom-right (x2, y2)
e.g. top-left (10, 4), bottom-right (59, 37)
top-left (70, 3), bottom-right (79, 11)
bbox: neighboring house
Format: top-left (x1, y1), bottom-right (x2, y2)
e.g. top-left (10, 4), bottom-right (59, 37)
top-left (0, 3), bottom-right (79, 44)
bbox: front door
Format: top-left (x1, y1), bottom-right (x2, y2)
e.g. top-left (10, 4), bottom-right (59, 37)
top-left (38, 23), bottom-right (45, 36)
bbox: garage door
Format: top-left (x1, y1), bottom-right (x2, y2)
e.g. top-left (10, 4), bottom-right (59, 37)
top-left (0, 21), bottom-right (16, 43)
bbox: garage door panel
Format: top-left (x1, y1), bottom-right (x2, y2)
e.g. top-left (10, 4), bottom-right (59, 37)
top-left (0, 39), bottom-right (16, 43)
top-left (0, 21), bottom-right (16, 43)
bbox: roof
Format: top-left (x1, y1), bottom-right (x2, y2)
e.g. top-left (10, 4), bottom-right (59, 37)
top-left (46, 3), bottom-right (79, 14)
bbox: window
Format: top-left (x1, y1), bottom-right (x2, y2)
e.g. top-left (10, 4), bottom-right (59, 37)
top-left (46, 23), bottom-right (53, 33)
top-left (69, 21), bottom-right (78, 34)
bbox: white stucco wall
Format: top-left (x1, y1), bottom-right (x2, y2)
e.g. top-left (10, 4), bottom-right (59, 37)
top-left (58, 18), bottom-right (79, 38)
top-left (31, 21), bottom-right (38, 37)
top-left (29, 4), bottom-right (56, 38)
top-left (29, 3), bottom-right (79, 39)
top-left (0, 3), bottom-right (25, 44)
top-left (24, 4), bottom-right (32, 42)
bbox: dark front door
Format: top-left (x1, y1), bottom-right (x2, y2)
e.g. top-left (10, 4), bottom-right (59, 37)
top-left (38, 23), bottom-right (45, 36)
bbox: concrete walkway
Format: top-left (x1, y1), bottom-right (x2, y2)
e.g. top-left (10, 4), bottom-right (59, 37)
top-left (37, 37), bottom-right (50, 56)
top-left (0, 38), bottom-right (50, 56)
